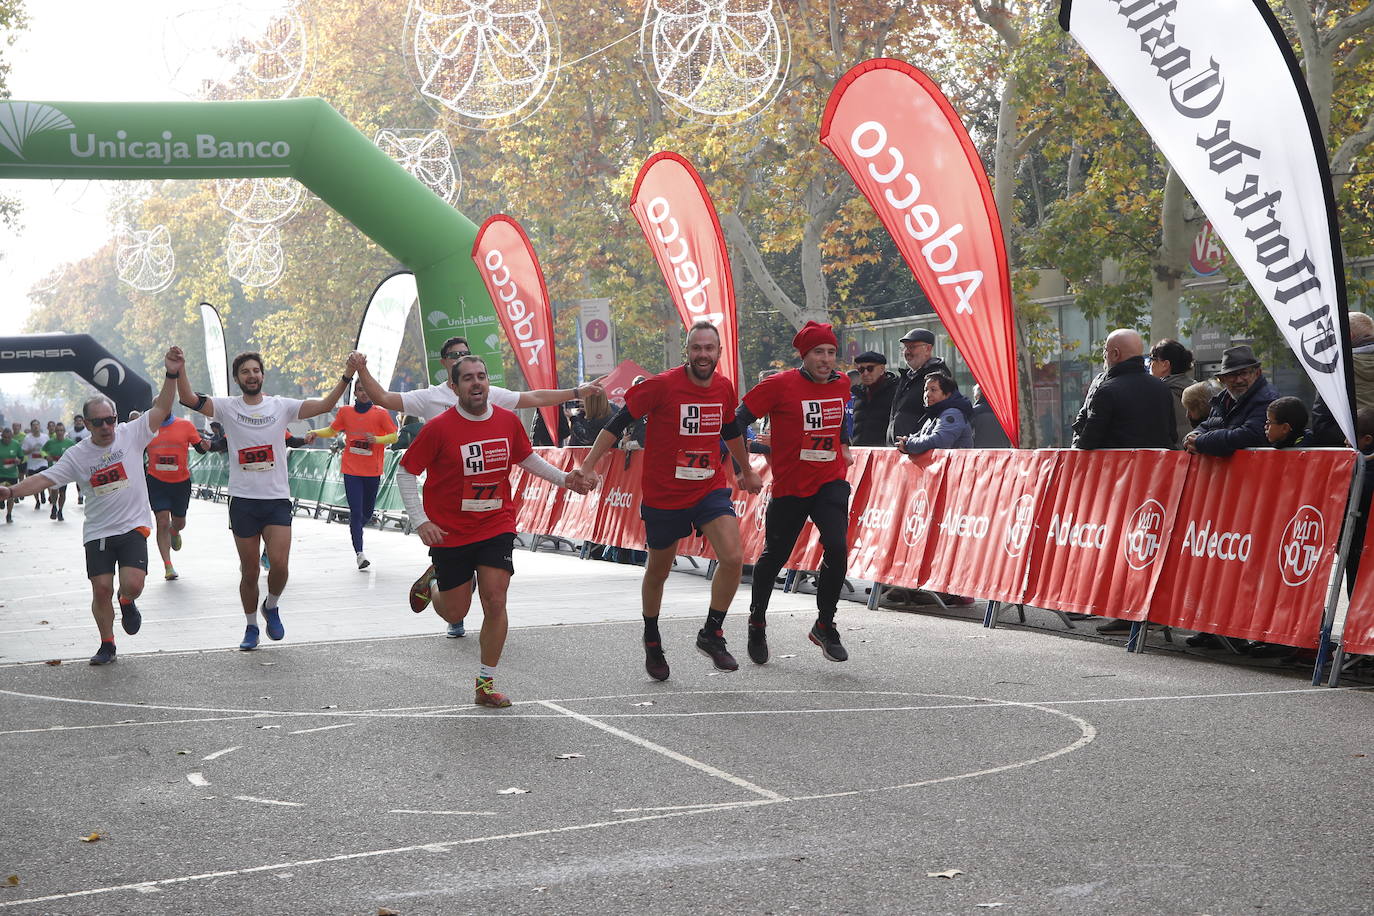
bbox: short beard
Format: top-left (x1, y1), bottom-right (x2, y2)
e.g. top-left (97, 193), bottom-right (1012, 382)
top-left (688, 359), bottom-right (716, 382)
top-left (238, 379), bottom-right (262, 395)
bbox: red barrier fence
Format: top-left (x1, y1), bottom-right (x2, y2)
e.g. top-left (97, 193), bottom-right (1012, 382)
top-left (529, 446), bottom-right (1357, 651)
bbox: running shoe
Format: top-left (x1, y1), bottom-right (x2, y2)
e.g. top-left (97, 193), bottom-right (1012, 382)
top-left (808, 621), bottom-right (848, 662)
top-left (56, 510), bottom-right (63, 521)
top-left (695, 629), bottom-right (738, 671)
top-left (5, 512), bottom-right (11, 523)
top-left (49, 506), bottom-right (56, 519)
top-left (409, 564), bottom-right (436, 613)
top-left (171, 532), bottom-right (182, 551)
top-left (262, 603), bottom-right (284, 641)
top-left (260, 550), bottom-right (270, 570)
top-left (446, 620), bottom-right (466, 638)
top-left (645, 641), bottom-right (670, 681)
top-left (89, 642), bottom-right (116, 666)
top-left (356, 553), bottom-right (370, 570)
top-left (119, 600), bottom-right (141, 635)
top-left (747, 621), bottom-right (769, 665)
top-left (164, 567), bottom-right (178, 581)
top-left (474, 676), bottom-right (511, 708)
top-left (239, 624), bottom-right (260, 651)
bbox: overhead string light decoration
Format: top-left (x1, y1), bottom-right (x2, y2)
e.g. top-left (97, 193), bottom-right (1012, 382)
top-left (374, 128), bottom-right (463, 204)
top-left (404, 0), bottom-right (560, 130)
top-left (225, 222), bottom-right (286, 288)
top-left (640, 0), bottom-right (790, 124)
top-left (115, 224), bottom-right (177, 293)
top-left (214, 176), bottom-right (304, 224)
top-left (163, 1), bottom-right (308, 101)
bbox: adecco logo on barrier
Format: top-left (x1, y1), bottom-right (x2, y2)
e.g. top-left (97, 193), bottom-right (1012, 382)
top-left (1279, 505), bottom-right (1324, 586)
top-left (1003, 493), bottom-right (1034, 558)
top-left (900, 488), bottom-right (932, 548)
top-left (1123, 498), bottom-right (1166, 570)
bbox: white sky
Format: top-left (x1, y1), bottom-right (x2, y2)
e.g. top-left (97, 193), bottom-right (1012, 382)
top-left (0, 1), bottom-right (280, 399)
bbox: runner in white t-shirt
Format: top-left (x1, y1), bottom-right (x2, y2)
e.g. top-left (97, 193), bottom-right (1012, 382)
top-left (176, 349), bottom-right (352, 651)
top-left (20, 422), bottom-right (48, 511)
top-left (0, 348), bottom-right (185, 665)
top-left (350, 335), bottom-right (605, 637)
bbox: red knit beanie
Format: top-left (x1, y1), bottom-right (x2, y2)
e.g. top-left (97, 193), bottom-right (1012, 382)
top-left (793, 321), bottom-right (838, 356)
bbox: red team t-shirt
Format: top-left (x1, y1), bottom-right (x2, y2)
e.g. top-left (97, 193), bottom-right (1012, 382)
top-left (625, 365), bottom-right (738, 510)
top-left (742, 368), bottom-right (851, 498)
top-left (145, 418), bottom-right (204, 483)
top-left (400, 405), bottom-right (533, 548)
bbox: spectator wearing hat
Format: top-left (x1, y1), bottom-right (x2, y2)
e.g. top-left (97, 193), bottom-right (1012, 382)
top-left (1071, 329), bottom-right (1177, 450)
top-left (1149, 338), bottom-right (1196, 446)
top-left (887, 328), bottom-right (952, 443)
top-left (1183, 344), bottom-right (1278, 458)
top-left (850, 350), bottom-right (897, 446)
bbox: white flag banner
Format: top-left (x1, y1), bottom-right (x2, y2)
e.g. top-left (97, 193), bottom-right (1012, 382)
top-left (355, 271), bottom-right (418, 390)
top-left (198, 302), bottom-right (228, 399)
top-left (1060, 0), bottom-right (1354, 444)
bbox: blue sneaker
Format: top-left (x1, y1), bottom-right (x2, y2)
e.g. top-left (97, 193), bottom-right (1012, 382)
top-left (239, 624), bottom-right (260, 651)
top-left (260, 550), bottom-right (270, 570)
top-left (446, 620), bottom-right (466, 638)
top-left (262, 604), bottom-right (284, 641)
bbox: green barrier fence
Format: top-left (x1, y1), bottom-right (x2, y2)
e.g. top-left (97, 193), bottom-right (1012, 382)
top-left (192, 447), bottom-right (409, 521)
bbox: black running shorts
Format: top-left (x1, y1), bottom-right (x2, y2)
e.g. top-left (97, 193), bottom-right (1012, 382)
top-left (429, 532), bottom-right (516, 591)
top-left (228, 497), bottom-right (293, 538)
top-left (84, 531), bottom-right (149, 579)
top-left (146, 476), bottom-right (192, 517)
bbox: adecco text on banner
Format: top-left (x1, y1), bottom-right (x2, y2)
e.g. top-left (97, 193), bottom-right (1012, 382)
top-left (643, 196), bottom-right (722, 326)
top-left (480, 247), bottom-right (548, 365)
top-left (1179, 519), bottom-right (1253, 563)
top-left (1046, 513), bottom-right (1110, 550)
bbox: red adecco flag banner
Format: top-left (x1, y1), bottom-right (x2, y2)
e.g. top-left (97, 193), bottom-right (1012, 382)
top-left (1149, 450), bottom-right (1356, 648)
top-left (1060, 0), bottom-right (1355, 445)
top-left (922, 449), bottom-right (1059, 605)
top-left (821, 59), bottom-right (1018, 446)
top-left (1340, 540), bottom-right (1374, 657)
top-left (472, 214), bottom-right (561, 442)
top-left (847, 449), bottom-right (948, 588)
top-left (1025, 450), bottom-right (1189, 618)
top-left (629, 152), bottom-right (740, 382)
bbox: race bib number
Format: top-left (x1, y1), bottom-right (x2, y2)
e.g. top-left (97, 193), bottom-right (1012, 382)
top-left (461, 482), bottom-right (503, 512)
top-left (679, 403), bottom-right (724, 437)
top-left (2, 458), bottom-right (15, 467)
top-left (800, 434), bottom-right (837, 462)
top-left (89, 462), bottom-right (130, 495)
top-left (348, 438), bottom-right (372, 456)
top-left (675, 449), bottom-right (716, 480)
top-left (156, 454), bottom-right (179, 469)
top-left (237, 444), bottom-right (275, 472)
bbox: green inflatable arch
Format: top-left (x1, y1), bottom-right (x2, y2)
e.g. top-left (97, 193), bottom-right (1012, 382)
top-left (0, 98), bottom-right (500, 386)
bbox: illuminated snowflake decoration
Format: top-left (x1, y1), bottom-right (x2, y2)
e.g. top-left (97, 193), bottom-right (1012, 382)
top-left (374, 128), bottom-right (463, 203)
top-left (404, 0), bottom-right (560, 130)
top-left (31, 265), bottom-right (67, 293)
top-left (164, 2), bottom-right (308, 101)
top-left (226, 222), bottom-right (286, 288)
top-left (214, 176), bottom-right (304, 224)
top-left (641, 0), bottom-right (790, 123)
top-left (115, 224), bottom-right (177, 293)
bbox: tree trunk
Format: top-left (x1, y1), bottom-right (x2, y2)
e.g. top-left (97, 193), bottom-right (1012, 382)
top-left (1150, 168), bottom-right (1191, 342)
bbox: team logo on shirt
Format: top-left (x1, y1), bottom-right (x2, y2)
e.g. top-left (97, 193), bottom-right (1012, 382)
top-left (463, 438), bottom-right (511, 475)
top-left (679, 403), bottom-right (724, 436)
top-left (800, 398), bottom-right (845, 431)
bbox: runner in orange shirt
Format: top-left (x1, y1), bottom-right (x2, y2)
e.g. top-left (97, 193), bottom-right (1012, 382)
top-left (306, 386), bottom-right (397, 569)
top-left (145, 413), bottom-right (209, 580)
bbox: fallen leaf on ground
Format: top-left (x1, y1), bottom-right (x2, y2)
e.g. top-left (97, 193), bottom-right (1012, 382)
top-left (38, 620), bottom-right (48, 625)
top-left (378, 908), bottom-right (400, 915)
top-left (79, 833), bottom-right (102, 843)
top-left (175, 750), bottom-right (189, 756)
top-left (846, 626), bottom-right (865, 631)
top-left (926, 869), bottom-right (962, 879)
top-left (497, 787), bottom-right (529, 795)
top-left (633, 701), bottom-right (654, 707)
top-left (706, 671), bottom-right (726, 676)
top-left (778, 654), bottom-right (797, 659)
top-left (320, 705), bottom-right (337, 709)
top-left (554, 753), bottom-right (584, 760)
top-left (44, 660), bottom-right (61, 666)
top-left (256, 725), bottom-right (280, 730)
top-left (259, 662), bottom-right (276, 667)
top-left (5, 875), bottom-right (18, 886)
top-left (975, 904), bottom-right (1003, 909)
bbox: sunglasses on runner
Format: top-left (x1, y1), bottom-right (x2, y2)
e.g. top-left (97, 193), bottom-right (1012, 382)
top-left (86, 416), bottom-right (118, 428)
top-left (441, 350), bottom-right (471, 360)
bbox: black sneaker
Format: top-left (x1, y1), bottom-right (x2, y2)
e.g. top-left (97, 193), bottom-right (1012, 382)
top-left (89, 642), bottom-right (116, 665)
top-left (809, 621), bottom-right (848, 662)
top-left (645, 641), bottom-right (670, 681)
top-left (120, 600), bottom-right (142, 635)
top-left (695, 629), bottom-right (738, 671)
top-left (747, 621), bottom-right (769, 665)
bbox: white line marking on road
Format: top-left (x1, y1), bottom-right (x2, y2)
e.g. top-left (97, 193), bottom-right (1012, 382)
top-left (186, 773), bottom-right (209, 787)
top-left (538, 700), bottom-right (787, 802)
top-left (234, 796), bottom-right (304, 807)
top-left (288, 723), bottom-right (356, 736)
top-left (388, 809), bottom-right (499, 816)
top-left (613, 800), bottom-right (773, 813)
top-left (202, 746), bottom-right (241, 761)
top-left (0, 714), bottom-right (271, 737)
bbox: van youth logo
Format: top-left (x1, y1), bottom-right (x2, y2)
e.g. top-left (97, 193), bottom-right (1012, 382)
top-left (901, 488), bottom-right (932, 548)
top-left (1278, 505), bottom-right (1324, 587)
top-left (1123, 498), bottom-right (1165, 570)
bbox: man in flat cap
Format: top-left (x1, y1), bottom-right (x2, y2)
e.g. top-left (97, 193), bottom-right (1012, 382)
top-left (887, 328), bottom-right (952, 444)
top-left (850, 350), bottom-right (897, 446)
top-left (1183, 345), bottom-right (1278, 458)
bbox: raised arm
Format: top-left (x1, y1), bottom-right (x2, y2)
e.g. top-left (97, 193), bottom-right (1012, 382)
top-left (515, 377), bottom-right (605, 410)
top-left (349, 352), bottom-right (405, 413)
top-left (299, 367), bottom-right (353, 421)
top-left (145, 346), bottom-right (185, 433)
top-left (176, 355), bottom-right (213, 418)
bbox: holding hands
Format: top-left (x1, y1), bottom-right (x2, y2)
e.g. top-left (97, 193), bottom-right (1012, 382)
top-left (165, 346), bottom-right (186, 375)
top-left (565, 468), bottom-right (595, 495)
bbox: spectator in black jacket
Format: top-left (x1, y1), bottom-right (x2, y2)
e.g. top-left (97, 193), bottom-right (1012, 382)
top-left (851, 351), bottom-right (896, 446)
top-left (1148, 338), bottom-right (1195, 447)
top-left (1183, 345), bottom-right (1278, 457)
top-left (887, 328), bottom-right (951, 442)
top-left (1071, 329), bottom-right (1177, 450)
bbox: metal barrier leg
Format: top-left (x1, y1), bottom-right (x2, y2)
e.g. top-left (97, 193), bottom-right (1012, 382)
top-left (868, 583), bottom-right (883, 610)
top-left (782, 570), bottom-right (798, 594)
top-left (1126, 621), bottom-right (1147, 654)
top-left (1326, 645), bottom-right (1347, 687)
top-left (983, 600), bottom-right (1000, 628)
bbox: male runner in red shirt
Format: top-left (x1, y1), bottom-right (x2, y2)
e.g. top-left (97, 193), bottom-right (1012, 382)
top-left (736, 321), bottom-right (853, 664)
top-left (397, 355), bottom-right (592, 707)
top-left (578, 322), bottom-right (763, 680)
